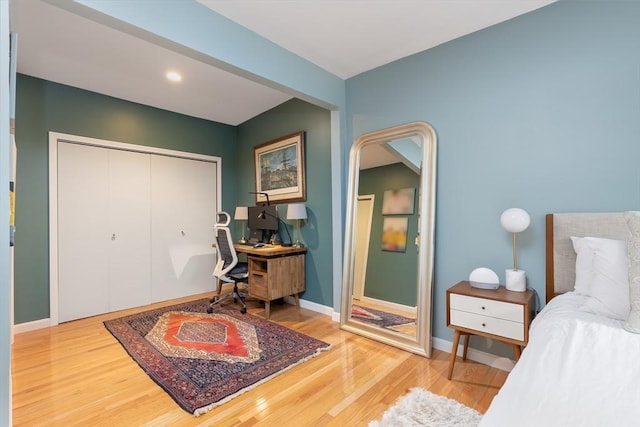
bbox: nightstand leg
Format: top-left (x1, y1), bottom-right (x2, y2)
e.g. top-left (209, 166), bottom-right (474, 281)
top-left (448, 330), bottom-right (461, 380)
top-left (513, 345), bottom-right (522, 360)
top-left (462, 333), bottom-right (470, 361)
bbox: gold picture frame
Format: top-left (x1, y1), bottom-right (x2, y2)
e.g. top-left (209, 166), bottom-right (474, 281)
top-left (254, 131), bottom-right (306, 204)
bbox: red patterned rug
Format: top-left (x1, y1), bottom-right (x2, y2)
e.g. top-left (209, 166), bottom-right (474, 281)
top-left (104, 299), bottom-right (331, 415)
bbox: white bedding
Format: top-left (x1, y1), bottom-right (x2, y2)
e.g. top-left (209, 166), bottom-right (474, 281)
top-left (480, 292), bottom-right (640, 427)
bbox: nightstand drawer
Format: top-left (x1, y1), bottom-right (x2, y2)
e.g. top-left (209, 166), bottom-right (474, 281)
top-left (450, 293), bottom-right (523, 322)
top-left (449, 309), bottom-right (524, 341)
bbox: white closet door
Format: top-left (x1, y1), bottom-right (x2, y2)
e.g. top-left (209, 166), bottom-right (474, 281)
top-left (58, 143), bottom-right (110, 322)
top-left (108, 150), bottom-right (151, 311)
top-left (150, 155), bottom-right (217, 302)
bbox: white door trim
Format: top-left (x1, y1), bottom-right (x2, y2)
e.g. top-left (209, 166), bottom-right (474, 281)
top-left (48, 131), bottom-right (222, 325)
top-left (353, 194), bottom-right (374, 300)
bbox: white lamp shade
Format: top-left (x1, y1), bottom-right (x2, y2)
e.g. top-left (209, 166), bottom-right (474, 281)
top-left (234, 206), bottom-right (248, 220)
top-left (500, 208), bottom-right (530, 233)
top-left (287, 203), bottom-right (307, 220)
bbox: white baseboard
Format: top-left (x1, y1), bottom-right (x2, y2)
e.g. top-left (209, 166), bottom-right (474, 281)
top-left (284, 296), bottom-right (336, 317)
top-left (432, 336), bottom-right (515, 372)
top-left (14, 318), bottom-right (50, 334)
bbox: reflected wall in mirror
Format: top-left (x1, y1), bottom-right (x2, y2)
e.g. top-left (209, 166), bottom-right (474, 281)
top-left (341, 122), bottom-right (437, 357)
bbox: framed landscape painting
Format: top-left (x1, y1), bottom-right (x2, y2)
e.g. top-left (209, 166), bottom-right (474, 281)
top-left (254, 131), bottom-right (306, 204)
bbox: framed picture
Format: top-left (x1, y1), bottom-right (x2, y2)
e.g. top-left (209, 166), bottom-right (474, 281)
top-left (381, 188), bottom-right (415, 215)
top-left (254, 131), bottom-right (306, 204)
top-left (381, 217), bottom-right (408, 252)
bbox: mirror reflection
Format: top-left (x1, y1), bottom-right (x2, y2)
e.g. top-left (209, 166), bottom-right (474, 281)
top-left (341, 122), bottom-right (437, 357)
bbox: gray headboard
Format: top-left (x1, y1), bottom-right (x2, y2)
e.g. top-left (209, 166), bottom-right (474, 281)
top-left (546, 212), bottom-right (630, 302)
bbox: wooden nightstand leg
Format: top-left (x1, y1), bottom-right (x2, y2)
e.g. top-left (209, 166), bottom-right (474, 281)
top-left (264, 301), bottom-right (271, 319)
top-left (513, 345), bottom-right (522, 360)
top-left (462, 333), bottom-right (470, 361)
top-left (293, 293), bottom-right (300, 307)
top-left (448, 330), bottom-right (461, 380)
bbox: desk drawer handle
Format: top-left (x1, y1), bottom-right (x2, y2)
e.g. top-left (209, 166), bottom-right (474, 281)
top-left (482, 323), bottom-right (486, 327)
top-left (481, 306), bottom-right (486, 310)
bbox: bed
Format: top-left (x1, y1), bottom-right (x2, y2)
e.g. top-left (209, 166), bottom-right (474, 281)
top-left (479, 212), bottom-right (640, 427)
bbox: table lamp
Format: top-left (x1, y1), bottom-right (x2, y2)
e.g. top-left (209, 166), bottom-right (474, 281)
top-left (234, 206), bottom-right (249, 244)
top-left (500, 208), bottom-right (530, 292)
top-left (287, 203), bottom-right (307, 248)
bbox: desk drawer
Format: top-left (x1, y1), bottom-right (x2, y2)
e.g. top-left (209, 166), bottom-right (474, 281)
top-left (450, 294), bottom-right (523, 322)
top-left (450, 309), bottom-right (524, 341)
top-left (249, 272), bottom-right (268, 299)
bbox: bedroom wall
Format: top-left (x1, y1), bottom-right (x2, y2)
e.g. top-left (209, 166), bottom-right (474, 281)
top-left (14, 74), bottom-right (238, 324)
top-left (235, 99), bottom-right (333, 307)
top-left (346, 1), bottom-right (640, 354)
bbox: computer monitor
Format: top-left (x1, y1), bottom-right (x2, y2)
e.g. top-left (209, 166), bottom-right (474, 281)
top-left (247, 205), bottom-right (279, 243)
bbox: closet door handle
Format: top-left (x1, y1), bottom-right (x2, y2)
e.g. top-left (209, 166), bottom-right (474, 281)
top-left (111, 233), bottom-right (116, 241)
top-left (181, 230), bottom-right (186, 236)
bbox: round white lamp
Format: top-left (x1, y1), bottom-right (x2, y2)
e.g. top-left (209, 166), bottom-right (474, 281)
top-left (500, 208), bottom-right (530, 292)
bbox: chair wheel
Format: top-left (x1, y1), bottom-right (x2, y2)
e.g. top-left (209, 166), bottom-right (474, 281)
top-left (207, 307), bottom-right (213, 314)
top-left (240, 307), bottom-right (247, 314)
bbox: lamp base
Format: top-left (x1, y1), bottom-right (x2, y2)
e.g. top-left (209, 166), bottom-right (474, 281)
top-left (293, 240), bottom-right (305, 248)
top-left (505, 269), bottom-right (526, 292)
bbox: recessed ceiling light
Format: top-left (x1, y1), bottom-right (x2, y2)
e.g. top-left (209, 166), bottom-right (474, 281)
top-left (166, 71), bottom-right (182, 82)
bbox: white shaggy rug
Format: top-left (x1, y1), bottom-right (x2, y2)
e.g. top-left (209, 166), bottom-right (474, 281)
top-left (369, 388), bottom-right (482, 427)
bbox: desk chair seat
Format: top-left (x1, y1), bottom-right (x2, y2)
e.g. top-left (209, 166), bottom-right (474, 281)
top-left (208, 212), bottom-right (250, 314)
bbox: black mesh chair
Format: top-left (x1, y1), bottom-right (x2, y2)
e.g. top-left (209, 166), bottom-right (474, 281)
top-left (208, 212), bottom-right (249, 314)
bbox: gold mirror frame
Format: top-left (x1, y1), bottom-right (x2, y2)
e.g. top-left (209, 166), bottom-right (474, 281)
top-left (340, 121), bottom-right (437, 356)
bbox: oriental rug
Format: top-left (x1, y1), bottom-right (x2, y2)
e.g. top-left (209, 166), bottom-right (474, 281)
top-left (352, 305), bottom-right (415, 330)
top-left (369, 388), bottom-right (482, 427)
top-left (104, 299), bottom-right (330, 415)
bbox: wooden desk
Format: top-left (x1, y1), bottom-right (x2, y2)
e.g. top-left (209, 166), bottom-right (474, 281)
top-left (234, 244), bottom-right (307, 319)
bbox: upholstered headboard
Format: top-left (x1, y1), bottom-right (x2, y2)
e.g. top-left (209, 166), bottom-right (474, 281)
top-left (545, 212), bottom-right (630, 302)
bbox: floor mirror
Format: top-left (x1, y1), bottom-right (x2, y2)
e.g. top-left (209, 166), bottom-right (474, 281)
top-left (340, 122), bottom-right (437, 356)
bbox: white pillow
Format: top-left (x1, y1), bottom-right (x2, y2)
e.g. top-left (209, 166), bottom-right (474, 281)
top-left (571, 236), bottom-right (630, 320)
top-left (571, 236), bottom-right (595, 294)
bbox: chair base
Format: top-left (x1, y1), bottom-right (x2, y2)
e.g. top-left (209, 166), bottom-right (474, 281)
top-left (208, 281), bottom-right (248, 314)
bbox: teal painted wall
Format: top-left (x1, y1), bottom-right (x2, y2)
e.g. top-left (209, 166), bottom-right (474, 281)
top-left (236, 99), bottom-right (333, 306)
top-left (14, 74), bottom-right (237, 323)
top-left (346, 1), bottom-right (640, 353)
top-left (359, 163), bottom-right (420, 305)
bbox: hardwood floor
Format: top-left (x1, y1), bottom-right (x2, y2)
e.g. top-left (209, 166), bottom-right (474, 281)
top-left (12, 294), bottom-right (507, 426)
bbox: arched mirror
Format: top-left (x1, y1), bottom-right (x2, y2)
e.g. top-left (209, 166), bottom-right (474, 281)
top-left (340, 122), bottom-right (437, 356)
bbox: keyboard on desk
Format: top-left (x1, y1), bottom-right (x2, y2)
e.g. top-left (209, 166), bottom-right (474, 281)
top-left (236, 241), bottom-right (273, 248)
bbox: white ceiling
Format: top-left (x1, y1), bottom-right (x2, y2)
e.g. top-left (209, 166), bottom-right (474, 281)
top-left (10, 0), bottom-right (554, 126)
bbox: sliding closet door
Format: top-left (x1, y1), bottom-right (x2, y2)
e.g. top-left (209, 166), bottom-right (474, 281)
top-left (107, 149), bottom-right (151, 311)
top-left (150, 155), bottom-right (217, 302)
top-left (58, 144), bottom-right (152, 321)
top-left (58, 143), bottom-right (110, 322)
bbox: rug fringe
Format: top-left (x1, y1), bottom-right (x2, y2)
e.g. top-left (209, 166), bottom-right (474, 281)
top-left (193, 344), bottom-right (332, 416)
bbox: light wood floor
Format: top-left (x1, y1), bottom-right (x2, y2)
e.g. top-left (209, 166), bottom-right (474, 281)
top-left (12, 294), bottom-right (507, 426)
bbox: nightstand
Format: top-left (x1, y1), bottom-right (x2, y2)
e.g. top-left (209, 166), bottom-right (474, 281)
top-left (446, 280), bottom-right (534, 380)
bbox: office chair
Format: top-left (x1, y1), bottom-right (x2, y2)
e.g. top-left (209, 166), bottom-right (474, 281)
top-left (208, 211), bottom-right (249, 314)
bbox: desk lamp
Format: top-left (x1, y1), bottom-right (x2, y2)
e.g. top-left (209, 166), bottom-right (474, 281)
top-left (287, 203), bottom-right (307, 248)
top-left (500, 208), bottom-right (530, 292)
top-left (234, 206), bottom-right (249, 244)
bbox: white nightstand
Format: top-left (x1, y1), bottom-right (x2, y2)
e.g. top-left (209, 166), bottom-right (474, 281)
top-left (446, 280), bottom-right (534, 380)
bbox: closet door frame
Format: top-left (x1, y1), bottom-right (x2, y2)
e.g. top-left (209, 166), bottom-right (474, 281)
top-left (48, 131), bottom-right (222, 326)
